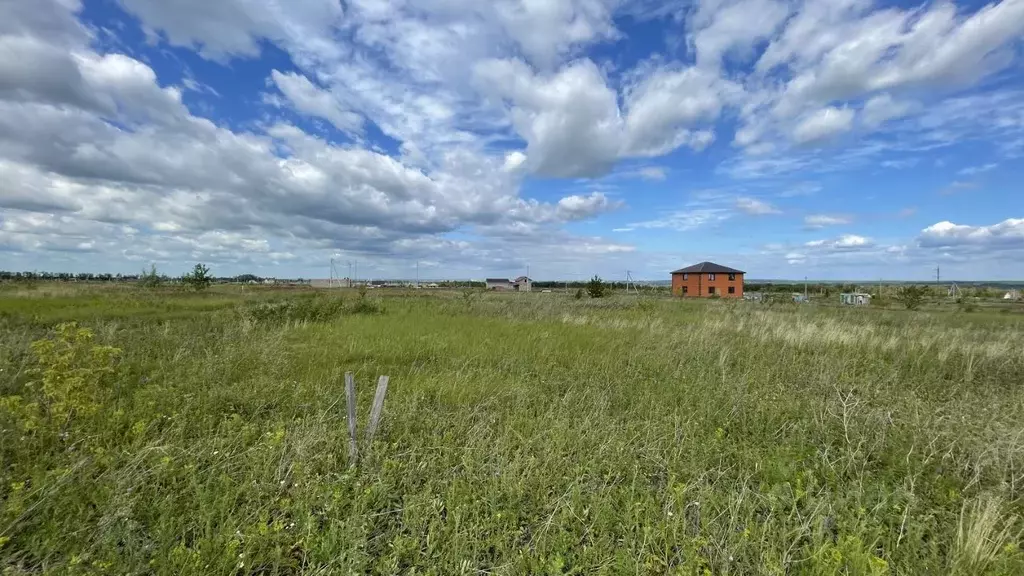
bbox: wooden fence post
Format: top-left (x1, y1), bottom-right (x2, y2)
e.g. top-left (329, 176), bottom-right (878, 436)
top-left (365, 375), bottom-right (390, 448)
top-left (345, 372), bottom-right (358, 465)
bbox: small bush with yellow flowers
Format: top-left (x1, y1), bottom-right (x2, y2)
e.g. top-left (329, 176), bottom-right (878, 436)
top-left (1, 322), bottom-right (120, 437)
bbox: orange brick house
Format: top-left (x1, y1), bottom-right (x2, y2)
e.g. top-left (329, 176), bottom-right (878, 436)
top-left (670, 262), bottom-right (745, 298)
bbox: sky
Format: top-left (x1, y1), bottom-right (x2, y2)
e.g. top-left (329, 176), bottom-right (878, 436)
top-left (0, 0), bottom-right (1022, 281)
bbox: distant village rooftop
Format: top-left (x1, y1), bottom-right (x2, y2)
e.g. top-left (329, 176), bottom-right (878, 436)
top-left (670, 261), bottom-right (745, 275)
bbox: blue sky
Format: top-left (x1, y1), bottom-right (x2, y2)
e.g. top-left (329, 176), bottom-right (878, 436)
top-left (1, 0), bottom-right (1022, 281)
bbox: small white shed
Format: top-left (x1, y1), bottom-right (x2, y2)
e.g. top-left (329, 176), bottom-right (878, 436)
top-left (840, 293), bottom-right (872, 306)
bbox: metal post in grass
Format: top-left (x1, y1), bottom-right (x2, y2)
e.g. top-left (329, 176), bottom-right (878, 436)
top-left (345, 371), bottom-right (358, 465)
top-left (365, 375), bottom-right (390, 448)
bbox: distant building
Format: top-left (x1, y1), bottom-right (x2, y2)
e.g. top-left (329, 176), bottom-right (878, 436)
top-left (485, 278), bottom-right (514, 291)
top-left (670, 262), bottom-right (744, 298)
top-left (1005, 290), bottom-right (1021, 300)
top-left (840, 293), bottom-right (872, 306)
top-left (485, 277), bottom-right (532, 291)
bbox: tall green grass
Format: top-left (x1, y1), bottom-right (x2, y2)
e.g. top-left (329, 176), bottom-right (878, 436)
top-left (1, 287), bottom-right (1022, 574)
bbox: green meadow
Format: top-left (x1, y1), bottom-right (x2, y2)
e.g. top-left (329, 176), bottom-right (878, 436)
top-left (1, 284), bottom-right (1022, 574)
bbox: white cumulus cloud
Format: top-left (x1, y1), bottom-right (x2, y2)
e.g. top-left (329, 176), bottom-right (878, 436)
top-left (919, 219), bottom-right (1024, 249)
top-left (269, 70), bottom-right (363, 135)
top-left (806, 234), bottom-right (872, 250)
top-left (792, 107), bottom-right (855, 144)
top-left (735, 197), bottom-right (781, 215)
top-left (804, 214), bottom-right (851, 229)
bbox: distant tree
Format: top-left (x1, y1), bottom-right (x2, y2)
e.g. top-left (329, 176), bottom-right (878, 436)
top-left (896, 285), bottom-right (927, 310)
top-left (138, 264), bottom-right (163, 288)
top-left (235, 273), bottom-right (260, 284)
top-left (182, 263), bottom-right (212, 291)
top-left (574, 288), bottom-right (583, 300)
top-left (586, 275), bottom-right (606, 298)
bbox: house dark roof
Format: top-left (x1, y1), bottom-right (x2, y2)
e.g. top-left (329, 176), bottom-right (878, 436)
top-left (514, 276), bottom-right (532, 282)
top-left (485, 278), bottom-right (511, 283)
top-left (671, 261), bottom-right (745, 274)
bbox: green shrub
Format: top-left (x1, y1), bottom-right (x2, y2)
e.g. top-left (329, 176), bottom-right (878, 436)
top-left (138, 264), bottom-right (163, 288)
top-left (1, 322), bottom-right (120, 435)
top-left (181, 263), bottom-right (213, 291)
top-left (241, 295), bottom-right (383, 324)
top-left (637, 298), bottom-right (656, 312)
top-left (896, 285), bottom-right (927, 310)
top-left (461, 288), bottom-right (479, 309)
top-left (586, 275), bottom-right (605, 298)
top-left (348, 297), bottom-right (385, 315)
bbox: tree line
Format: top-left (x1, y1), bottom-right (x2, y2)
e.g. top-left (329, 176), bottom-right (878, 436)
top-left (0, 269), bottom-right (269, 285)
top-left (2, 263), bottom-right (221, 292)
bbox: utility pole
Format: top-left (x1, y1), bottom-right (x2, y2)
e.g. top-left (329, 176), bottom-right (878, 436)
top-left (804, 276), bottom-right (808, 300)
top-left (416, 261), bottom-right (419, 288)
top-left (936, 265), bottom-right (940, 285)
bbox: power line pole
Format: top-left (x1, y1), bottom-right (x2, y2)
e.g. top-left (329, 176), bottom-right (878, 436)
top-left (416, 261), bottom-right (419, 288)
top-left (626, 270), bottom-right (639, 294)
top-left (936, 265), bottom-right (940, 285)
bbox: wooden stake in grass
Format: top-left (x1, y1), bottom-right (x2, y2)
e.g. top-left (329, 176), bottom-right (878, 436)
top-left (365, 375), bottom-right (390, 448)
top-left (345, 371), bottom-right (358, 466)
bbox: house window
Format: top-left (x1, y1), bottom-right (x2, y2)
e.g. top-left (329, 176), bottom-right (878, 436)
top-left (728, 286), bottom-right (736, 294)
top-left (728, 273), bottom-right (736, 281)
top-left (708, 273), bottom-right (716, 281)
top-left (682, 286), bottom-right (688, 294)
top-left (708, 286), bottom-right (716, 295)
top-left (682, 273), bottom-right (688, 280)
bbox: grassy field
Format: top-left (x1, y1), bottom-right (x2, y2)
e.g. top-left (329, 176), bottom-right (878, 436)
top-left (1, 284), bottom-right (1023, 575)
